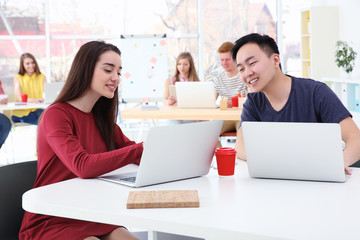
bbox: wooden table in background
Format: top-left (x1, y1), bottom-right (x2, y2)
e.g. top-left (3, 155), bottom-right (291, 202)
top-left (120, 105), bottom-right (242, 142)
top-left (121, 105), bottom-right (242, 121)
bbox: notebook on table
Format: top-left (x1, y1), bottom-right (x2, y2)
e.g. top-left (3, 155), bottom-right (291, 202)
top-left (44, 82), bottom-right (65, 104)
top-left (99, 120), bottom-right (223, 187)
top-left (242, 121), bottom-right (346, 182)
top-left (175, 82), bottom-right (217, 109)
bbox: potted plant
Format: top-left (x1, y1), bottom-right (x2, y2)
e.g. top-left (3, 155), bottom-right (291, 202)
top-left (334, 41), bottom-right (357, 76)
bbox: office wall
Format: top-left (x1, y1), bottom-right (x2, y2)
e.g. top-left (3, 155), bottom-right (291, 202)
top-left (338, 0), bottom-right (360, 78)
top-left (312, 0), bottom-right (360, 78)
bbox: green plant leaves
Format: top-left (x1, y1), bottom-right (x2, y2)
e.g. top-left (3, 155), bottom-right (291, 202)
top-left (335, 41), bottom-right (357, 73)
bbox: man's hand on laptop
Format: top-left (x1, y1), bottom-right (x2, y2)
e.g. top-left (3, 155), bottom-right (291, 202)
top-left (345, 166), bottom-right (351, 175)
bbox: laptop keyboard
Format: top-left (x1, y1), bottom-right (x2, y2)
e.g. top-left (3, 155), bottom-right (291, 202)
top-left (120, 176), bottom-right (137, 183)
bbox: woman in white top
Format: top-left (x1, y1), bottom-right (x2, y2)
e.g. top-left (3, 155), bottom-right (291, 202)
top-left (163, 52), bottom-right (200, 106)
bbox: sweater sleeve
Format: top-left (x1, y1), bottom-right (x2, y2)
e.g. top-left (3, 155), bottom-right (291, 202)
top-left (0, 80), bottom-right (5, 95)
top-left (40, 106), bottom-right (143, 179)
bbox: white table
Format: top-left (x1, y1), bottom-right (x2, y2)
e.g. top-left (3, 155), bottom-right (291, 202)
top-left (22, 161), bottom-right (360, 240)
top-left (0, 102), bottom-right (49, 113)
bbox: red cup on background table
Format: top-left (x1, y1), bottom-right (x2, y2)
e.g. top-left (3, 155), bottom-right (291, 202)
top-left (21, 93), bottom-right (28, 102)
top-left (215, 147), bottom-right (237, 177)
top-left (231, 96), bottom-right (239, 107)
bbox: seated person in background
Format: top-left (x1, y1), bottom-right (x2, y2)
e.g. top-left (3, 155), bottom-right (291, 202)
top-left (0, 78), bottom-right (11, 149)
top-left (19, 41), bottom-right (143, 240)
top-left (213, 41), bottom-right (248, 139)
top-left (232, 33), bottom-right (360, 173)
top-left (163, 52), bottom-right (200, 106)
top-left (12, 53), bottom-right (45, 125)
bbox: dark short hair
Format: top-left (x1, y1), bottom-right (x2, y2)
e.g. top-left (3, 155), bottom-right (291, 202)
top-left (231, 33), bottom-right (280, 61)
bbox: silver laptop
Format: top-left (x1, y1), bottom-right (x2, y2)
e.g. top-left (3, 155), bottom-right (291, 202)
top-left (44, 82), bottom-right (65, 104)
top-left (175, 82), bottom-right (217, 109)
top-left (99, 120), bottom-right (223, 187)
top-left (242, 121), bottom-right (346, 182)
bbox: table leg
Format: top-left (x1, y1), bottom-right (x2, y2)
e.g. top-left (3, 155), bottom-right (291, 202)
top-left (148, 230), bottom-right (158, 240)
top-left (136, 119), bottom-right (145, 143)
top-left (152, 119), bottom-right (158, 127)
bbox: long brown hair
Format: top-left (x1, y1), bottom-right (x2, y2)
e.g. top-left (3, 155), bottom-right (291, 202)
top-left (173, 52), bottom-right (200, 83)
top-left (54, 40), bottom-right (121, 151)
top-left (18, 53), bottom-right (41, 75)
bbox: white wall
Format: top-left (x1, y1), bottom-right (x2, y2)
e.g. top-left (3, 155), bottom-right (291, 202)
top-left (312, 0), bottom-right (360, 78)
top-left (338, 0), bottom-right (360, 78)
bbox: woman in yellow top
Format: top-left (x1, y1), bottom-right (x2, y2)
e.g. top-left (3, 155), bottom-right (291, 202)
top-left (12, 53), bottom-right (46, 125)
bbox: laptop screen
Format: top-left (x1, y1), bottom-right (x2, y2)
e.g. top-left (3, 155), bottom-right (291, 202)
top-left (175, 82), bottom-right (217, 109)
top-left (44, 82), bottom-right (65, 104)
top-left (242, 121), bottom-right (346, 182)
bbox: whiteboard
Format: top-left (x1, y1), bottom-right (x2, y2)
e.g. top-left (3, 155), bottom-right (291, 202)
top-left (120, 37), bottom-right (168, 103)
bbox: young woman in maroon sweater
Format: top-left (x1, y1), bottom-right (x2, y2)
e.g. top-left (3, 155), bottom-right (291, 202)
top-left (19, 41), bottom-right (143, 240)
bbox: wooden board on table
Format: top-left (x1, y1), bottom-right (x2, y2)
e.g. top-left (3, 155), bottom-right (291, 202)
top-left (127, 190), bottom-right (199, 209)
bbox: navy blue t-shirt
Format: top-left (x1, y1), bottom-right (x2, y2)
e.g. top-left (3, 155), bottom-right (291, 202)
top-left (240, 76), bottom-right (351, 125)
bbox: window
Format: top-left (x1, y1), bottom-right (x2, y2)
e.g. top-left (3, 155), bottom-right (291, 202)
top-left (0, 0), bottom-right (280, 97)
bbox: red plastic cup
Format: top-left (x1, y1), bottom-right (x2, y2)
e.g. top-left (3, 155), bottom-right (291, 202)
top-left (231, 96), bottom-right (239, 107)
top-left (215, 147), bottom-right (237, 177)
top-left (21, 94), bottom-right (28, 102)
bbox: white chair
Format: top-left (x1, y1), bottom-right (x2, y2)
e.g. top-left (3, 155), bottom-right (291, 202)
top-left (2, 94), bottom-right (37, 164)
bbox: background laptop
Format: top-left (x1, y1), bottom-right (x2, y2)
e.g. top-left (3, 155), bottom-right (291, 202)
top-left (175, 82), bottom-right (217, 109)
top-left (99, 120), bottom-right (223, 187)
top-left (242, 121), bottom-right (346, 182)
top-left (44, 82), bottom-right (65, 104)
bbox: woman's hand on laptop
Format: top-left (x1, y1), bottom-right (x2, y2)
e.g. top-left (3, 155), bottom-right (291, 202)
top-left (28, 98), bottom-right (44, 103)
top-left (167, 96), bottom-right (177, 106)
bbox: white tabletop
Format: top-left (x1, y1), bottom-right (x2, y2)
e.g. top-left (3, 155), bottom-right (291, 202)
top-left (0, 102), bottom-right (49, 112)
top-left (23, 161), bottom-right (360, 240)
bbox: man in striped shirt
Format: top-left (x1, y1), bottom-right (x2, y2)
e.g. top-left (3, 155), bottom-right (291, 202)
top-left (213, 42), bottom-right (248, 140)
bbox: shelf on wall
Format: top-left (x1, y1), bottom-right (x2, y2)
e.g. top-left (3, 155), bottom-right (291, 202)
top-left (300, 7), bottom-right (339, 80)
top-left (323, 78), bottom-right (360, 84)
top-left (323, 78), bottom-right (360, 112)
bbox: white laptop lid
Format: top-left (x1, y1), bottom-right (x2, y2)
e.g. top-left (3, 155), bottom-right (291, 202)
top-left (99, 120), bottom-right (223, 187)
top-left (175, 82), bottom-right (217, 109)
top-left (44, 82), bottom-right (65, 104)
top-left (242, 121), bottom-right (346, 182)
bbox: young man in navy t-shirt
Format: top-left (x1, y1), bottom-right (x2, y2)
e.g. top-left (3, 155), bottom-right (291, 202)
top-left (232, 33), bottom-right (360, 174)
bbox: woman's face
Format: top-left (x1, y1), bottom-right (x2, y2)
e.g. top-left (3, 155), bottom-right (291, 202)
top-left (89, 50), bottom-right (122, 99)
top-left (23, 57), bottom-right (36, 75)
top-left (177, 58), bottom-right (191, 76)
